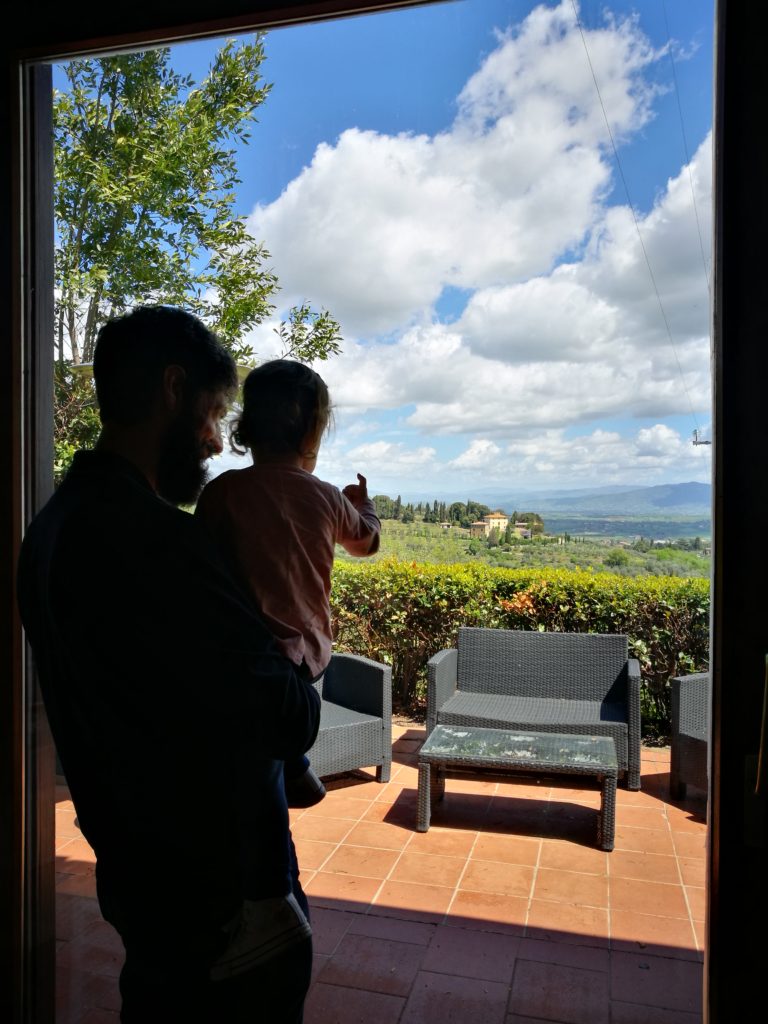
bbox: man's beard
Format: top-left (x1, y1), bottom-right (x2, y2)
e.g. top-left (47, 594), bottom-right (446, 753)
top-left (155, 411), bottom-right (211, 506)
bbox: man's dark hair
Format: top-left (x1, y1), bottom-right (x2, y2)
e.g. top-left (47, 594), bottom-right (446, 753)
top-left (93, 306), bottom-right (238, 424)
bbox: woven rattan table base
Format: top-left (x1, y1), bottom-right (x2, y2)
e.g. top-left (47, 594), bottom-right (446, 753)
top-left (417, 725), bottom-right (618, 851)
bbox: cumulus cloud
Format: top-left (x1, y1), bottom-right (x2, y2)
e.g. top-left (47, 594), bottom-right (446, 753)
top-left (450, 439), bottom-right (502, 469)
top-left (248, 1), bottom-right (663, 337)
top-left (443, 424), bottom-right (710, 487)
top-left (232, 2), bottom-right (712, 491)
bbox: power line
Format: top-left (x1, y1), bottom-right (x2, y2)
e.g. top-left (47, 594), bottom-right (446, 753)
top-left (661, 0), bottom-right (711, 292)
top-left (569, 0), bottom-right (702, 434)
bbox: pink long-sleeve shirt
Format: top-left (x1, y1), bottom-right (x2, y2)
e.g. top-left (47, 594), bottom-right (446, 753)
top-left (196, 464), bottom-right (380, 678)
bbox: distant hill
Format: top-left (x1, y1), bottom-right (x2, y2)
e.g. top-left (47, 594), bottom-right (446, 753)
top-left (530, 482), bottom-right (711, 516)
top-left (396, 482), bottom-right (711, 518)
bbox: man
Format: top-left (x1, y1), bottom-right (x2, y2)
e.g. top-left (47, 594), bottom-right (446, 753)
top-left (17, 307), bottom-right (320, 1022)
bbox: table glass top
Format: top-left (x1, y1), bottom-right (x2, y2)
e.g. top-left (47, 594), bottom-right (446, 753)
top-left (422, 725), bottom-right (617, 769)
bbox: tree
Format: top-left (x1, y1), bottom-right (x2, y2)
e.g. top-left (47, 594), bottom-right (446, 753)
top-left (373, 495), bottom-right (395, 520)
top-left (53, 40), bottom-right (341, 479)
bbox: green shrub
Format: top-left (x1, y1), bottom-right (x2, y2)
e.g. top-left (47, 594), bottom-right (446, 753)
top-left (331, 560), bottom-right (709, 738)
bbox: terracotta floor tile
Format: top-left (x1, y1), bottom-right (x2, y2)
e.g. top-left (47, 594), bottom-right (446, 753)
top-left (55, 789), bottom-right (75, 809)
top-left (391, 850), bottom-right (466, 888)
top-left (670, 832), bottom-right (706, 859)
top-left (292, 816), bottom-right (355, 844)
top-left (515, 937), bottom-right (609, 972)
top-left (56, 893), bottom-right (104, 942)
top-left (510, 959), bottom-right (610, 1024)
top-left (610, 1001), bottom-right (703, 1023)
top-left (52, 764), bottom-right (713, 1024)
top-left (610, 877), bottom-right (689, 919)
top-left (615, 806), bottom-right (669, 830)
top-left (56, 837), bottom-right (97, 874)
top-left (391, 763), bottom-right (420, 784)
top-left (610, 909), bottom-right (699, 958)
top-left (420, 924), bottom-right (519, 983)
top-left (322, 844), bottom-right (401, 880)
top-left (319, 933), bottom-right (426, 996)
top-left (610, 952), bottom-right (703, 1013)
top-left (496, 778), bottom-right (552, 800)
top-left (487, 796), bottom-right (552, 823)
top-left (372, 879), bottom-right (454, 923)
top-left (77, 1010), bottom-right (120, 1024)
top-left (56, 872), bottom-right (98, 899)
top-left (342, 820), bottom-right (412, 851)
top-left (57, 930), bottom-right (123, 980)
top-left (446, 888), bottom-right (528, 934)
top-left (55, 810), bottom-right (82, 839)
top-left (444, 775), bottom-right (499, 795)
top-left (347, 914), bottom-right (436, 946)
top-left (295, 839), bottom-right (338, 872)
top-left (550, 785), bottom-right (602, 807)
top-left (430, 792), bottom-right (494, 828)
top-left (393, 735), bottom-right (424, 753)
top-left (533, 867), bottom-right (608, 908)
top-left (614, 825), bottom-right (676, 856)
top-left (506, 1015), bottom-right (567, 1024)
top-left (678, 857), bottom-right (706, 888)
top-left (615, 788), bottom-right (668, 809)
top-left (56, 965), bottom-right (121, 1020)
top-left (305, 871), bottom-right (382, 912)
top-left (307, 906), bottom-right (355, 956)
top-left (407, 827), bottom-right (477, 858)
top-left (332, 777), bottom-right (392, 802)
top-left (459, 859), bottom-right (535, 899)
top-left (304, 794), bottom-right (371, 821)
top-left (364, 794), bottom-right (418, 827)
top-left (668, 816), bottom-right (708, 837)
top-left (472, 833), bottom-right (541, 867)
top-left (538, 840), bottom-right (607, 875)
top-left (525, 899), bottom-right (609, 947)
top-left (685, 886), bottom-right (706, 922)
top-left (692, 919), bottom-right (706, 951)
top-left (373, 781), bottom-right (412, 804)
top-left (311, 953), bottom-right (330, 986)
top-left (304, 982), bottom-right (405, 1024)
top-left (609, 850), bottom-right (680, 884)
top-left (400, 970), bottom-right (510, 1024)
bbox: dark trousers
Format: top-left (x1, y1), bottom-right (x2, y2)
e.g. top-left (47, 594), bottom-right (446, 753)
top-left (119, 931), bottom-right (312, 1023)
top-left (101, 875), bottom-right (312, 1023)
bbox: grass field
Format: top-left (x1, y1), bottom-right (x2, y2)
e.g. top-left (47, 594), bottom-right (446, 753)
top-left (335, 518), bottom-right (711, 578)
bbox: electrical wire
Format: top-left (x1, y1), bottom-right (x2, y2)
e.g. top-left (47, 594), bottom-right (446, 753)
top-left (569, 0), bottom-right (703, 435)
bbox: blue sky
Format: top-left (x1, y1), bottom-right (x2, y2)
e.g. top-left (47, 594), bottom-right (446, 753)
top-left (69, 0), bottom-right (717, 499)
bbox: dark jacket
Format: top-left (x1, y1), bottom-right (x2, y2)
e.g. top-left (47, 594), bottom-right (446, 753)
top-left (17, 450), bottom-right (320, 931)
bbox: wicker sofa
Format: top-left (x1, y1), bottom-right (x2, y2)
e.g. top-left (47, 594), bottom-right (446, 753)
top-left (670, 672), bottom-right (709, 799)
top-left (427, 627), bottom-right (641, 790)
top-left (306, 653), bottom-right (392, 783)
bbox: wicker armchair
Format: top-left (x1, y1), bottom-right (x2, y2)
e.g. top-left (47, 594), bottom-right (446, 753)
top-left (670, 672), bottom-right (709, 799)
top-left (427, 627), bottom-right (641, 790)
top-left (306, 653), bottom-right (392, 783)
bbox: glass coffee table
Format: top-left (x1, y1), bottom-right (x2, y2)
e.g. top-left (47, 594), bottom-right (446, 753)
top-left (417, 725), bottom-right (618, 851)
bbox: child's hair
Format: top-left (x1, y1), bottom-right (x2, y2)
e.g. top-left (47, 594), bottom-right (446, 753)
top-left (231, 360), bottom-right (333, 457)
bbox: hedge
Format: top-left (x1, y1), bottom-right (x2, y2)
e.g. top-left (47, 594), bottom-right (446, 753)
top-left (330, 560), bottom-right (710, 738)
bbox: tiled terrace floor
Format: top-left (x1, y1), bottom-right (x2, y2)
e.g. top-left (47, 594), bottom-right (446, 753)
top-left (55, 725), bottom-right (707, 1023)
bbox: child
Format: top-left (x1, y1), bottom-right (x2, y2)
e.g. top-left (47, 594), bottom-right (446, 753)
top-left (195, 360), bottom-right (380, 957)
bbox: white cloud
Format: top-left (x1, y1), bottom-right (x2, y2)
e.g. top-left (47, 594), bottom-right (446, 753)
top-left (247, 1), bottom-right (663, 337)
top-left (229, 2), bottom-right (712, 494)
top-left (445, 424), bottom-right (709, 488)
top-left (450, 439), bottom-right (502, 469)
